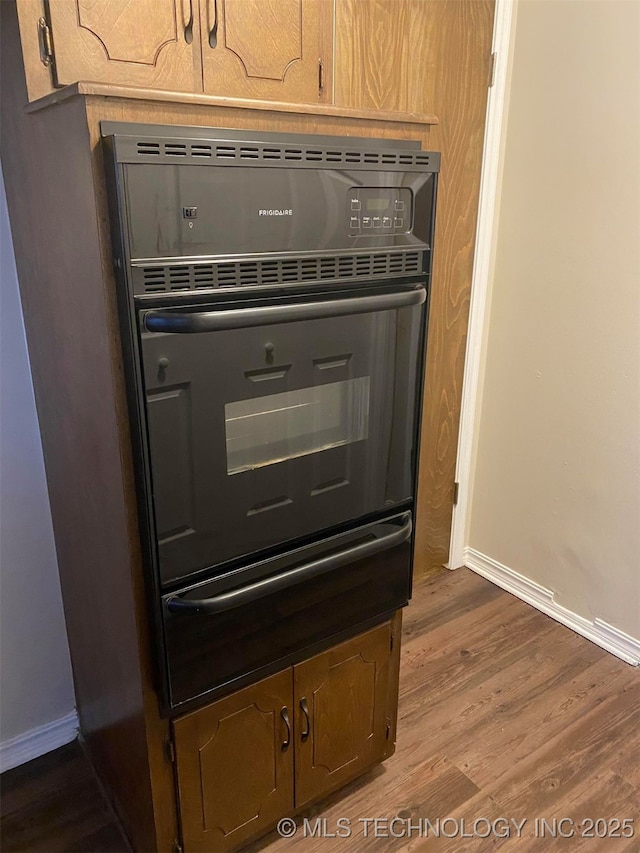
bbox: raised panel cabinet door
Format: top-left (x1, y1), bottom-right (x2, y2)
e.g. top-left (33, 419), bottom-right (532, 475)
top-left (294, 621), bottom-right (394, 807)
top-left (45, 0), bottom-right (200, 91)
top-left (172, 669), bottom-right (294, 853)
top-left (200, 0), bottom-right (333, 103)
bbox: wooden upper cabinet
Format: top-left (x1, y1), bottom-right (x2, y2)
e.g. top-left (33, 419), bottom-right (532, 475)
top-left (172, 669), bottom-right (294, 853)
top-left (44, 0), bottom-right (201, 91)
top-left (17, 0), bottom-right (335, 105)
top-left (200, 0), bottom-right (333, 103)
top-left (294, 621), bottom-right (393, 808)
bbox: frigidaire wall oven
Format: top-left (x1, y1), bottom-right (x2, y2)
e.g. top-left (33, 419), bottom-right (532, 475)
top-left (103, 122), bottom-right (440, 713)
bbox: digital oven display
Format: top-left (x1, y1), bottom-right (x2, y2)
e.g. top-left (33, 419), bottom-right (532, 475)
top-left (348, 187), bottom-right (412, 234)
top-left (366, 198), bottom-right (390, 211)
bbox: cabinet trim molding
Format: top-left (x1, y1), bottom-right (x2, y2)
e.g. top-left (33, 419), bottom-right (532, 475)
top-left (25, 80), bottom-right (439, 125)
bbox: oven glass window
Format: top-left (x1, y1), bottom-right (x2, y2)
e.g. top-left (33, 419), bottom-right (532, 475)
top-left (225, 377), bottom-right (370, 475)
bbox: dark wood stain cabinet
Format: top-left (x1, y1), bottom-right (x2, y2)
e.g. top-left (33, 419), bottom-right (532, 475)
top-left (173, 669), bottom-right (294, 853)
top-left (294, 620), bottom-right (395, 807)
top-left (172, 621), bottom-right (398, 853)
top-left (2, 1), bottom-right (494, 851)
top-left (12, 0), bottom-right (494, 576)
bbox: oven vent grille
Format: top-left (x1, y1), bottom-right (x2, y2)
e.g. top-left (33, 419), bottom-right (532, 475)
top-left (135, 251), bottom-right (424, 294)
top-left (133, 140), bottom-right (436, 170)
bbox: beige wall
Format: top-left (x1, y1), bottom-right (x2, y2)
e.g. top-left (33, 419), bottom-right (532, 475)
top-left (0, 170), bottom-right (76, 756)
top-left (468, 0), bottom-right (640, 639)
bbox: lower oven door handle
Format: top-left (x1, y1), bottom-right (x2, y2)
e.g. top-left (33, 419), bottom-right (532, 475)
top-left (166, 512), bottom-right (412, 615)
top-left (143, 286), bottom-right (426, 334)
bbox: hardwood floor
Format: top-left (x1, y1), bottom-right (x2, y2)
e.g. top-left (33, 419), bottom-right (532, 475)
top-left (2, 569), bottom-right (639, 852)
top-left (0, 741), bottom-right (129, 852)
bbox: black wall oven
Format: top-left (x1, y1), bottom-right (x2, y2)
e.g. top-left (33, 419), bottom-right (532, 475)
top-left (103, 123), bottom-right (439, 713)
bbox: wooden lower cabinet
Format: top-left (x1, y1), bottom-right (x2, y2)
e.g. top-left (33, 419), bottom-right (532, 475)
top-left (294, 619), bottom-right (394, 807)
top-left (172, 619), bottom-right (399, 852)
top-left (172, 669), bottom-right (294, 853)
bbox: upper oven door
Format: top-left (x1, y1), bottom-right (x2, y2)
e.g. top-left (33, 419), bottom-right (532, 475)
top-left (140, 284), bottom-right (426, 586)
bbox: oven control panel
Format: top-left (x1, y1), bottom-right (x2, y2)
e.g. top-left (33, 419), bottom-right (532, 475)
top-left (348, 187), bottom-right (412, 235)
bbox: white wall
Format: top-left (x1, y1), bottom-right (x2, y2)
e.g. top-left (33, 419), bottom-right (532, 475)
top-left (0, 169), bottom-right (76, 769)
top-left (468, 0), bottom-right (640, 644)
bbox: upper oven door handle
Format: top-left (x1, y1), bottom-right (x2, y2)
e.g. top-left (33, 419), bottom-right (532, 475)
top-left (143, 286), bottom-right (426, 334)
top-left (165, 512), bottom-right (412, 615)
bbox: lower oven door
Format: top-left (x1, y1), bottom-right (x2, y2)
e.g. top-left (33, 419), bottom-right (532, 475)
top-left (162, 511), bottom-right (412, 711)
top-left (141, 284), bottom-right (426, 586)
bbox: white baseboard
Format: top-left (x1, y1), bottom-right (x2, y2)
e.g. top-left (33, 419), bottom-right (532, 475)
top-left (0, 710), bottom-right (78, 773)
top-left (464, 548), bottom-right (640, 666)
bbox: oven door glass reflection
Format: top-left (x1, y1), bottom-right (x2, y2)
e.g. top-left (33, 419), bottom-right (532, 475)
top-left (141, 286), bottom-right (425, 585)
top-left (225, 377), bottom-right (370, 475)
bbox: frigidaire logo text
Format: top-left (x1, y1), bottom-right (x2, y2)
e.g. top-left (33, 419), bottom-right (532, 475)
top-left (258, 209), bottom-right (293, 216)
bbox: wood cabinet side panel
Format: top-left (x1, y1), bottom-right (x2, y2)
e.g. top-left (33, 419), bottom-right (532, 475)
top-left (384, 610), bottom-right (402, 757)
top-left (1, 6), bottom-right (176, 851)
top-left (335, 0), bottom-right (496, 574)
top-left (415, 1), bottom-right (495, 575)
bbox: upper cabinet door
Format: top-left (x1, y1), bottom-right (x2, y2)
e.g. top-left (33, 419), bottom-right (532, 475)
top-left (46, 0), bottom-right (201, 91)
top-left (200, 0), bottom-right (333, 103)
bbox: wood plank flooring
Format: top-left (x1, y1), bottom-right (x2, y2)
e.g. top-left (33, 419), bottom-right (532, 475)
top-left (1, 740), bottom-right (129, 852)
top-left (2, 568), bottom-right (639, 852)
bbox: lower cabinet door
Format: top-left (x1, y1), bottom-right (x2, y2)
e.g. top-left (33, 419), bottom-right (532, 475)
top-left (172, 669), bottom-right (294, 853)
top-left (294, 621), bottom-right (393, 807)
